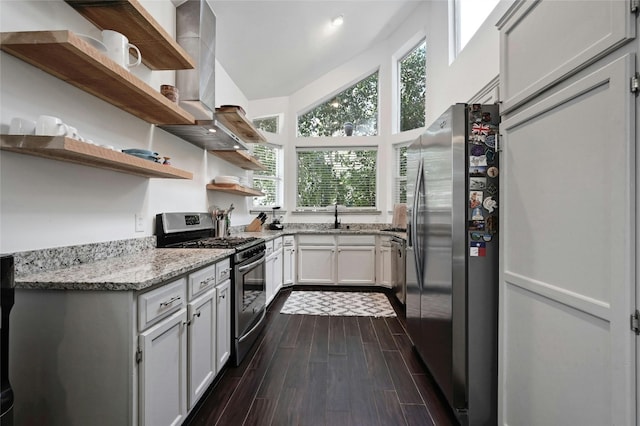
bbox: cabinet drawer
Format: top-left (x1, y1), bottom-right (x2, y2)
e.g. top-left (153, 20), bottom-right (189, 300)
top-left (216, 257), bottom-right (232, 283)
top-left (298, 235), bottom-right (335, 245)
top-left (265, 239), bottom-right (274, 256)
top-left (283, 235), bottom-right (295, 246)
top-left (138, 278), bottom-right (187, 331)
top-left (273, 237), bottom-right (283, 252)
top-left (337, 235), bottom-right (375, 246)
top-left (188, 263), bottom-right (217, 300)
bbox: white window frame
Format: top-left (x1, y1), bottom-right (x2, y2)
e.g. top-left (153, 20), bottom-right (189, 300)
top-left (397, 38), bottom-right (426, 133)
top-left (449, 0), bottom-right (500, 61)
top-left (251, 143), bottom-right (283, 210)
top-left (393, 143), bottom-right (410, 205)
top-left (294, 146), bottom-right (379, 212)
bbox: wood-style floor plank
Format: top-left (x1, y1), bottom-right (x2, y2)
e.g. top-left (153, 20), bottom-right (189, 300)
top-left (184, 289), bottom-right (459, 426)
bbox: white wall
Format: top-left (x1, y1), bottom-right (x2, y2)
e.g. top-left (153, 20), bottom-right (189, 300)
top-left (0, 0), bottom-right (254, 253)
top-left (248, 1), bottom-right (512, 226)
top-left (0, 0), bottom-right (511, 252)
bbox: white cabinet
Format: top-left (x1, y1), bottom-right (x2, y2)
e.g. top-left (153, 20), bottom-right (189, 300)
top-left (297, 234), bottom-right (377, 286)
top-left (498, 0), bottom-right (635, 114)
top-left (377, 236), bottom-right (392, 287)
top-left (186, 289), bottom-right (216, 410)
top-left (283, 235), bottom-right (296, 286)
top-left (336, 235), bottom-right (376, 285)
top-left (497, 3), bottom-right (637, 425)
top-left (215, 278), bottom-right (231, 373)
top-left (266, 237), bottom-right (284, 305)
top-left (297, 235), bottom-right (336, 284)
top-left (139, 308), bottom-right (188, 426)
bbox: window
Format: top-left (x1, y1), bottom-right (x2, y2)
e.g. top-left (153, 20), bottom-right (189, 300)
top-left (297, 71), bottom-right (379, 137)
top-left (394, 144), bottom-right (408, 204)
top-left (252, 144), bottom-right (282, 208)
top-left (296, 147), bottom-right (377, 209)
top-left (253, 116), bottom-right (279, 134)
top-left (452, 0), bottom-right (500, 56)
top-left (399, 40), bottom-right (426, 132)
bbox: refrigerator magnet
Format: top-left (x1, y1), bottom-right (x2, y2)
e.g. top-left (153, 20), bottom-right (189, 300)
top-left (469, 220), bottom-right (485, 231)
top-left (482, 112), bottom-right (492, 122)
top-left (485, 134), bottom-right (496, 149)
top-left (485, 150), bottom-right (496, 164)
top-left (470, 155), bottom-right (487, 166)
top-left (485, 183), bottom-right (498, 196)
top-left (470, 144), bottom-right (486, 157)
top-left (483, 196), bottom-right (497, 213)
top-left (472, 207), bottom-right (484, 220)
top-left (469, 166), bottom-right (487, 177)
top-left (487, 215), bottom-right (497, 234)
top-left (472, 122), bottom-right (491, 135)
top-left (469, 242), bottom-right (486, 257)
top-left (487, 166), bottom-right (499, 178)
top-left (469, 191), bottom-right (483, 209)
top-left (482, 234), bottom-right (493, 242)
top-left (469, 177), bottom-right (486, 190)
top-left (470, 232), bottom-right (484, 241)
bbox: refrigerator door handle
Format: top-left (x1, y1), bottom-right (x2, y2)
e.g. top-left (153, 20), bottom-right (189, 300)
top-left (412, 158), bottom-right (424, 287)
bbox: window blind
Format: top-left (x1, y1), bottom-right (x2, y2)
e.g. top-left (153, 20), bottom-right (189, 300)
top-left (296, 147), bottom-right (377, 209)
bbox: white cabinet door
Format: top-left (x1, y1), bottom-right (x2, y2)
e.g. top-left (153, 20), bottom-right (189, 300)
top-left (139, 309), bottom-right (188, 426)
top-left (187, 289), bottom-right (216, 410)
top-left (498, 0), bottom-right (635, 114)
top-left (266, 253), bottom-right (276, 304)
top-left (274, 249), bottom-right (283, 294)
top-left (215, 279), bottom-right (231, 373)
top-left (337, 246), bottom-right (376, 285)
top-left (377, 245), bottom-right (392, 287)
top-left (297, 245), bottom-right (335, 284)
top-left (283, 245), bottom-right (296, 286)
top-left (500, 54), bottom-right (636, 426)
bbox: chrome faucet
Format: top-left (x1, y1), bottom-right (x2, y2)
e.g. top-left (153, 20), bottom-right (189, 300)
top-left (334, 203), bottom-right (341, 229)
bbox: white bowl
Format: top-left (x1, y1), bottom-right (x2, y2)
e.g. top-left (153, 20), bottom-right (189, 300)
top-left (215, 176), bottom-right (240, 184)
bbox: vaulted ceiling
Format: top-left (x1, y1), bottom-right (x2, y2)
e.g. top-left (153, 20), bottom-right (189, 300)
top-left (210, 1), bottom-right (422, 100)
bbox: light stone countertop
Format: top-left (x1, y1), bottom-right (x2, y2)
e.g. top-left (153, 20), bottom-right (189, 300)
top-left (15, 248), bottom-right (233, 291)
top-left (13, 228), bottom-right (405, 292)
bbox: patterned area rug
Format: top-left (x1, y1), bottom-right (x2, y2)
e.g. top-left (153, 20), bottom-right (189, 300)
top-left (280, 291), bottom-right (396, 317)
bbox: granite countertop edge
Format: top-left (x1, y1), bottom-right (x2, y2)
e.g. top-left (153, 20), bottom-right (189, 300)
top-left (14, 229), bottom-right (405, 292)
top-left (16, 248), bottom-right (234, 292)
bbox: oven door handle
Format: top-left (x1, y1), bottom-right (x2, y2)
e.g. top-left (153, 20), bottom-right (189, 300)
top-left (238, 308), bottom-right (266, 344)
top-left (237, 254), bottom-right (266, 272)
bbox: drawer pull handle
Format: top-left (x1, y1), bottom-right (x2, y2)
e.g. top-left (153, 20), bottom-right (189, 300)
top-left (187, 311), bottom-right (201, 326)
top-left (160, 295), bottom-right (181, 308)
top-left (199, 276), bottom-right (215, 288)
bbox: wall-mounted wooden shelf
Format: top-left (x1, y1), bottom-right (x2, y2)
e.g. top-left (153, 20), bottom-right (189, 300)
top-left (215, 106), bottom-right (268, 144)
top-left (206, 183), bottom-right (264, 197)
top-left (1, 135), bottom-right (193, 179)
top-left (0, 30), bottom-right (196, 125)
top-left (64, 0), bottom-right (195, 70)
top-left (209, 150), bottom-right (266, 171)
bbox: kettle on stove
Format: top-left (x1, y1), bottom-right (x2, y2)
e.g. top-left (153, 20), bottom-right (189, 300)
top-left (268, 206), bottom-right (283, 230)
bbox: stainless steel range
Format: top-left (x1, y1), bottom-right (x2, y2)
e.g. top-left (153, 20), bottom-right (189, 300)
top-left (156, 212), bottom-right (266, 366)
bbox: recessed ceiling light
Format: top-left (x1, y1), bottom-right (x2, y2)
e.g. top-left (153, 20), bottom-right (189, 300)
top-left (208, 128), bottom-right (217, 133)
top-left (331, 15), bottom-right (344, 27)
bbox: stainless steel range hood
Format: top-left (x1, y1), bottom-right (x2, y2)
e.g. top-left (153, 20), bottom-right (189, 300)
top-left (160, 120), bottom-right (247, 151)
top-left (159, 0), bottom-right (248, 150)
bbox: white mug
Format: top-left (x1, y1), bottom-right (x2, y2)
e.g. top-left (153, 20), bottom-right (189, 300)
top-left (9, 117), bottom-right (36, 135)
top-left (36, 115), bottom-right (69, 136)
top-left (65, 126), bottom-right (79, 139)
top-left (101, 30), bottom-right (141, 69)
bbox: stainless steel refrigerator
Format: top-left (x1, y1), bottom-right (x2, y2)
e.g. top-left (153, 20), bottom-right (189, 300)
top-left (406, 103), bottom-right (499, 426)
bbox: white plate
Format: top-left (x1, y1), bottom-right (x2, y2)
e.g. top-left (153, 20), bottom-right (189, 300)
top-left (215, 176), bottom-right (240, 184)
top-left (77, 34), bottom-right (107, 53)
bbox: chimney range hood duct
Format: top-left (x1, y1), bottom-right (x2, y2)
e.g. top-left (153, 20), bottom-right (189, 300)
top-left (159, 0), bottom-right (248, 151)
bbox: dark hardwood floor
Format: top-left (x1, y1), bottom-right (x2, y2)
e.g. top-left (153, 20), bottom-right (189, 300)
top-left (185, 287), bottom-right (459, 426)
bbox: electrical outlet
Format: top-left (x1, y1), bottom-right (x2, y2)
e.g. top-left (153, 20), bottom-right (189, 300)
top-left (135, 213), bottom-right (144, 232)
